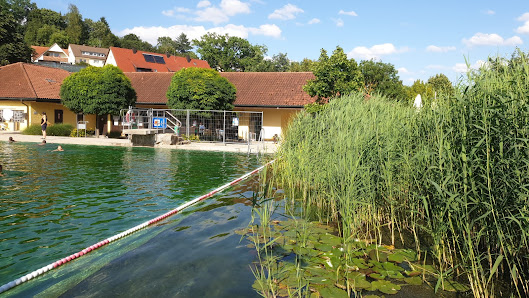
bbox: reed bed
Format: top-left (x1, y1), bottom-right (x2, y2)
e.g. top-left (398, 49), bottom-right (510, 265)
top-left (271, 56), bottom-right (529, 297)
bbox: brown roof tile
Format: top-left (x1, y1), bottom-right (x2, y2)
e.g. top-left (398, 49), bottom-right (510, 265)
top-left (221, 72), bottom-right (316, 107)
top-left (125, 72), bottom-right (174, 104)
top-left (0, 63), bottom-right (69, 100)
top-left (69, 44), bottom-right (109, 60)
top-left (110, 47), bottom-right (210, 72)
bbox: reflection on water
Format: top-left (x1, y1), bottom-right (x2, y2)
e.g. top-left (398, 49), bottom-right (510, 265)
top-left (0, 141), bottom-right (262, 289)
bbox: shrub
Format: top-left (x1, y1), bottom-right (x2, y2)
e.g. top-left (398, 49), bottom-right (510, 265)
top-left (108, 131), bottom-right (123, 139)
top-left (47, 124), bottom-right (74, 136)
top-left (22, 124), bottom-right (42, 135)
top-left (70, 128), bottom-right (95, 137)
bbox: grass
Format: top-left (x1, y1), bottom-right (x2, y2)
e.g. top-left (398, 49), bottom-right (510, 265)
top-left (267, 53), bottom-right (529, 297)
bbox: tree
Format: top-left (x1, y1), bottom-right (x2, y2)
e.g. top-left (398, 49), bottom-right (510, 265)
top-left (271, 53), bottom-right (290, 72)
top-left (174, 33), bottom-right (192, 54)
top-left (60, 65), bottom-right (136, 119)
top-left (303, 46), bottom-right (364, 102)
top-left (359, 59), bottom-right (406, 100)
top-left (193, 33), bottom-right (267, 72)
top-left (85, 17), bottom-right (118, 48)
top-left (407, 79), bottom-right (434, 103)
top-left (427, 73), bottom-right (453, 98)
top-left (64, 4), bottom-right (87, 45)
top-left (290, 58), bottom-right (317, 72)
top-left (0, 0), bottom-right (33, 65)
top-left (118, 33), bottom-right (154, 52)
top-left (157, 36), bottom-right (176, 55)
top-left (166, 68), bottom-right (236, 110)
top-left (24, 8), bottom-right (65, 46)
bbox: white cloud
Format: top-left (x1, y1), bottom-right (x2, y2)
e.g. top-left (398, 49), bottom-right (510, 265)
top-left (335, 18), bottom-right (344, 27)
top-left (426, 45), bottom-right (456, 52)
top-left (397, 67), bottom-right (410, 74)
top-left (269, 4), bottom-right (303, 20)
top-left (348, 43), bottom-right (408, 60)
top-left (197, 1), bottom-right (211, 8)
top-left (162, 7), bottom-right (190, 17)
top-left (338, 10), bottom-right (357, 17)
top-left (195, 7), bottom-right (229, 24)
top-left (484, 9), bottom-right (495, 15)
top-left (308, 18), bottom-right (320, 25)
top-left (516, 12), bottom-right (529, 34)
top-left (453, 60), bottom-right (487, 73)
top-left (119, 24), bottom-right (281, 45)
top-left (220, 0), bottom-right (251, 16)
top-left (462, 33), bottom-right (523, 47)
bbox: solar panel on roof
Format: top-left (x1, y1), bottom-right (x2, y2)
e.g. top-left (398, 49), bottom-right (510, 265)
top-left (143, 54), bottom-right (155, 63)
top-left (154, 56), bottom-right (165, 64)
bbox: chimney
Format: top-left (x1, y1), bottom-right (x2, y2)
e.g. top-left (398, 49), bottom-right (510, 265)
top-left (132, 48), bottom-right (137, 54)
top-left (166, 52), bottom-right (171, 58)
top-left (185, 54), bottom-right (191, 63)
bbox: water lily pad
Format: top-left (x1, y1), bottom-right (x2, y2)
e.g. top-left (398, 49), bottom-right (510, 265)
top-left (346, 272), bottom-right (372, 289)
top-left (319, 234), bottom-right (342, 246)
top-left (308, 275), bottom-right (335, 285)
top-left (363, 295), bottom-right (381, 298)
top-left (386, 270), bottom-right (405, 279)
top-left (315, 243), bottom-right (334, 252)
top-left (383, 261), bottom-right (404, 272)
top-left (369, 280), bottom-right (401, 294)
top-left (368, 249), bottom-right (388, 262)
top-left (368, 273), bottom-right (386, 280)
top-left (388, 249), bottom-right (418, 263)
top-left (349, 257), bottom-right (369, 269)
top-left (317, 285), bottom-right (349, 298)
top-left (404, 270), bottom-right (421, 277)
top-left (404, 276), bottom-right (423, 285)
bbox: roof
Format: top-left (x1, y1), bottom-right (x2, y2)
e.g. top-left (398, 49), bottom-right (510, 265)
top-left (125, 72), bottom-right (174, 104)
top-left (127, 71), bottom-right (316, 107)
top-left (109, 47), bottom-right (210, 72)
top-left (31, 46), bottom-right (49, 60)
top-left (0, 63), bottom-right (70, 101)
top-left (69, 44), bottom-right (109, 60)
top-left (220, 72), bottom-right (316, 107)
top-left (31, 44), bottom-right (69, 62)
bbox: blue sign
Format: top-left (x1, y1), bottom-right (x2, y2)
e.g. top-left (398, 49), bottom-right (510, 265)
top-left (153, 117), bottom-right (167, 129)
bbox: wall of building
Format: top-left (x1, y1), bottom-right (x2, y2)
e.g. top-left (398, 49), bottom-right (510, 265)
top-left (27, 102), bottom-right (97, 130)
top-left (235, 107), bottom-right (302, 140)
top-left (0, 101), bottom-right (29, 131)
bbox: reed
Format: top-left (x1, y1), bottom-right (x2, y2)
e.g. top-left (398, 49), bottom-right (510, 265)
top-left (271, 53), bottom-right (529, 296)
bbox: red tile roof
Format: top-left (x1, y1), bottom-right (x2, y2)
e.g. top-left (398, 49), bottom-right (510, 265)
top-left (0, 63), bottom-right (69, 100)
top-left (125, 72), bottom-right (174, 104)
top-left (109, 47), bottom-right (210, 72)
top-left (127, 71), bottom-right (316, 107)
top-left (220, 72), bottom-right (316, 107)
top-left (31, 46), bottom-right (49, 60)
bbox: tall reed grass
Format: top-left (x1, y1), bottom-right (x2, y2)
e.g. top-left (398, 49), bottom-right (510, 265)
top-left (272, 54), bottom-right (529, 296)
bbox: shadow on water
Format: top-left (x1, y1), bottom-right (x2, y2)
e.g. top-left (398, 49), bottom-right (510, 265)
top-left (0, 141), bottom-right (265, 297)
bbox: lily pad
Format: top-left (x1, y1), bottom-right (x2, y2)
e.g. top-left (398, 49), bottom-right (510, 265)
top-left (368, 249), bottom-right (388, 262)
top-left (404, 276), bottom-right (423, 285)
top-left (346, 272), bottom-right (372, 289)
top-left (314, 243), bottom-right (334, 252)
top-left (317, 285), bottom-right (349, 298)
top-left (368, 273), bottom-right (386, 280)
top-left (319, 234), bottom-right (342, 246)
top-left (383, 261), bottom-right (405, 272)
top-left (369, 280), bottom-right (401, 294)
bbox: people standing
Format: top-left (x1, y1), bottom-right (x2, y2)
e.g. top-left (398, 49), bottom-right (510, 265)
top-left (41, 112), bottom-right (48, 139)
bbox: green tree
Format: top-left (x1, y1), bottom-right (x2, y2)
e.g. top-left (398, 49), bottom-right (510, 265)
top-left (60, 65), bottom-right (136, 119)
top-left (0, 0), bottom-right (33, 65)
top-left (64, 4), bottom-right (87, 45)
top-left (271, 53), bottom-right (290, 72)
top-left (359, 59), bottom-right (406, 100)
top-left (118, 33), bottom-right (154, 52)
top-left (156, 36), bottom-right (176, 55)
top-left (166, 68), bottom-right (236, 110)
top-left (24, 8), bottom-right (65, 46)
top-left (193, 33), bottom-right (267, 72)
top-left (303, 46), bottom-right (363, 102)
top-left (49, 30), bottom-right (70, 48)
top-left (407, 79), bottom-right (434, 103)
top-left (174, 33), bottom-right (192, 54)
top-left (85, 17), bottom-right (117, 48)
top-left (427, 73), bottom-right (453, 98)
top-left (290, 58), bottom-right (317, 72)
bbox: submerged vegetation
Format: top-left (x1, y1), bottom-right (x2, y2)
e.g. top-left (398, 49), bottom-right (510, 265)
top-left (249, 53), bottom-right (529, 297)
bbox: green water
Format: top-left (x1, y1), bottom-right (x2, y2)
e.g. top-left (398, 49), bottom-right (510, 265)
top-left (0, 141), bottom-right (264, 296)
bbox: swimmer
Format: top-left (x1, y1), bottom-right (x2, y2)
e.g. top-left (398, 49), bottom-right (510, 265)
top-left (38, 140), bottom-right (46, 146)
top-left (0, 165), bottom-right (3, 176)
top-left (53, 145), bottom-right (64, 152)
top-left (8, 137), bottom-right (15, 142)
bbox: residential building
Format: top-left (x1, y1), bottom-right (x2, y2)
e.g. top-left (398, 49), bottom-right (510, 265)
top-left (106, 47), bottom-right (210, 72)
top-left (68, 44), bottom-right (109, 67)
top-left (31, 43), bottom-right (69, 63)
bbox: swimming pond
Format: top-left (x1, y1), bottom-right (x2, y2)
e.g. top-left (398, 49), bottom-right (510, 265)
top-left (0, 142), bottom-right (266, 296)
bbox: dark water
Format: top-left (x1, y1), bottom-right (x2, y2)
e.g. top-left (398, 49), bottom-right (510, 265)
top-left (0, 141), bottom-right (265, 297)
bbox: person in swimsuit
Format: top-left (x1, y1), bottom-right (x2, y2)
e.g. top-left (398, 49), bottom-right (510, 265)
top-left (0, 165), bottom-right (3, 176)
top-left (41, 112), bottom-right (47, 139)
top-left (8, 137), bottom-right (15, 142)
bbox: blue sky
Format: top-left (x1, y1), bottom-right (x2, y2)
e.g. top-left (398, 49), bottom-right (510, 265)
top-left (33, 0), bottom-right (529, 85)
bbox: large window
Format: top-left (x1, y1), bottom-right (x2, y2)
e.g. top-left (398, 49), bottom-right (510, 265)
top-left (143, 54), bottom-right (165, 64)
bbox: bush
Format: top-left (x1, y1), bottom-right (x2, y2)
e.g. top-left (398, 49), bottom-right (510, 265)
top-left (47, 124), bottom-right (74, 136)
top-left (22, 124), bottom-right (42, 135)
top-left (108, 131), bottom-right (123, 138)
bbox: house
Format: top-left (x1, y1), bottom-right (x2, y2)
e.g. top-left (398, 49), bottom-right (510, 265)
top-left (0, 62), bottom-right (96, 131)
top-left (31, 43), bottom-right (69, 64)
top-left (68, 44), bottom-right (109, 67)
top-left (124, 72), bottom-right (316, 140)
top-left (105, 47), bottom-right (210, 72)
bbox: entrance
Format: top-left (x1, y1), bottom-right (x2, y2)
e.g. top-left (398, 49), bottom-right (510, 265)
top-left (54, 109), bottom-right (63, 124)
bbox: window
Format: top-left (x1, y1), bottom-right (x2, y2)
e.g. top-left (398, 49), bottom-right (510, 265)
top-left (136, 68), bottom-right (153, 72)
top-left (143, 54), bottom-right (165, 64)
top-left (13, 110), bottom-right (24, 122)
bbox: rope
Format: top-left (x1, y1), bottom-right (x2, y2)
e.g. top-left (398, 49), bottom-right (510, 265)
top-left (0, 160), bottom-right (274, 294)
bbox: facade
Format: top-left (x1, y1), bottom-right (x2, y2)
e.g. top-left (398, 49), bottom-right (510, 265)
top-left (68, 44), bottom-right (109, 67)
top-left (106, 47), bottom-right (210, 72)
top-left (31, 44), bottom-right (69, 64)
top-left (0, 63), bottom-right (96, 131)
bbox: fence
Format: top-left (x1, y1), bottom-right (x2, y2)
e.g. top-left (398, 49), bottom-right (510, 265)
top-left (120, 108), bottom-right (263, 144)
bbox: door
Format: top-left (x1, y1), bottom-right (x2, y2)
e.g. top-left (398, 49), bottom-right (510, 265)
top-left (54, 109), bottom-right (63, 124)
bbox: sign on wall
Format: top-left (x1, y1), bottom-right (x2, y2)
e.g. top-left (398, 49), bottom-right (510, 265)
top-left (153, 117), bottom-right (167, 129)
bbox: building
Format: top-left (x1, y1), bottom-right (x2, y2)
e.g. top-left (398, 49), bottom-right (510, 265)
top-left (68, 44), bottom-right (109, 67)
top-left (106, 47), bottom-right (210, 72)
top-left (31, 43), bottom-right (69, 64)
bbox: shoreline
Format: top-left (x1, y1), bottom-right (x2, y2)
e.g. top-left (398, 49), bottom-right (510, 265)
top-left (0, 132), bottom-right (278, 154)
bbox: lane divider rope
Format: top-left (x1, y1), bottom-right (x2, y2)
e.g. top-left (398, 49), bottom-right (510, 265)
top-left (0, 160), bottom-right (274, 294)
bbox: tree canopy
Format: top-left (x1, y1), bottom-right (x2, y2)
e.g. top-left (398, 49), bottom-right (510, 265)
top-left (0, 0), bottom-right (33, 65)
top-left (359, 60), bottom-right (406, 100)
top-left (60, 65), bottom-right (136, 116)
top-left (193, 33), bottom-right (267, 72)
top-left (166, 67), bottom-right (236, 111)
top-left (303, 46), bottom-right (363, 102)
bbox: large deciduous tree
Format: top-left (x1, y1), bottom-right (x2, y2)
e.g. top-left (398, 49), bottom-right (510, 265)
top-left (118, 33), bottom-right (154, 52)
top-left (174, 33), bottom-right (192, 55)
top-left (359, 59), bottom-right (406, 100)
top-left (0, 0), bottom-right (33, 65)
top-left (427, 73), bottom-right (453, 98)
top-left (60, 65), bottom-right (136, 118)
top-left (406, 79), bottom-right (434, 103)
top-left (303, 46), bottom-right (363, 102)
top-left (193, 33), bottom-right (267, 72)
top-left (64, 4), bottom-right (86, 45)
top-left (85, 17), bottom-right (118, 48)
top-left (166, 68), bottom-right (236, 111)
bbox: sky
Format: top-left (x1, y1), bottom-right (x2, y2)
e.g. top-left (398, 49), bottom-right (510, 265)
top-left (32, 0), bottom-right (529, 85)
